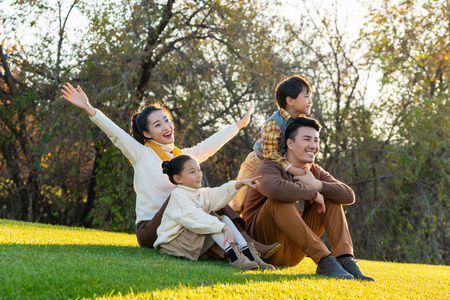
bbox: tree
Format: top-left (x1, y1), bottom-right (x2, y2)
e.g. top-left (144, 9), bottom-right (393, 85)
top-left (0, 0), bottom-right (286, 232)
top-left (0, 0), bottom-right (83, 223)
top-left (77, 0), bottom-right (285, 230)
top-left (359, 0), bottom-right (449, 264)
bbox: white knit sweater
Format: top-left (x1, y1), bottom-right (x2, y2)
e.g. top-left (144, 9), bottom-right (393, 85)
top-left (89, 109), bottom-right (239, 224)
top-left (153, 181), bottom-right (239, 248)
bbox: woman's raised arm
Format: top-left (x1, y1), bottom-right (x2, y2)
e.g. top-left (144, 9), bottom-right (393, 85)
top-left (61, 82), bottom-right (148, 165)
top-left (182, 105), bottom-right (252, 163)
top-left (235, 105), bottom-right (252, 129)
top-left (61, 82), bottom-right (97, 117)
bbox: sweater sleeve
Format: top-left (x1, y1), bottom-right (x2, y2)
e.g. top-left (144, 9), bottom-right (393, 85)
top-left (256, 160), bottom-right (318, 203)
top-left (182, 124), bottom-right (239, 164)
top-left (89, 109), bottom-right (144, 165)
top-left (314, 165), bottom-right (355, 205)
top-left (203, 181), bottom-right (239, 212)
top-left (166, 189), bottom-right (225, 235)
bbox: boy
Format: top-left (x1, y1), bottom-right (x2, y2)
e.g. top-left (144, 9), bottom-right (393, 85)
top-left (230, 75), bottom-right (313, 212)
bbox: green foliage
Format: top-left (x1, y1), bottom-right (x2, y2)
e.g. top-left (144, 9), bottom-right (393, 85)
top-left (354, 0), bottom-right (450, 264)
top-left (92, 147), bottom-right (135, 233)
top-left (1, 0), bottom-right (282, 231)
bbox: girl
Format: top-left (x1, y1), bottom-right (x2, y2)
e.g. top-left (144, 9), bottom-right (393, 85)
top-left (61, 83), bottom-right (280, 257)
top-left (154, 155), bottom-right (275, 270)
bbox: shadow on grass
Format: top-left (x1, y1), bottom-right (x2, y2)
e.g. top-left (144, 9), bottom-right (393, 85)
top-left (1, 243), bottom-right (324, 299)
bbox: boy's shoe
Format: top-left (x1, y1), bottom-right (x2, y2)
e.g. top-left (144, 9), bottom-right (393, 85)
top-left (337, 256), bottom-right (375, 281)
top-left (316, 255), bottom-right (354, 280)
top-left (228, 242), bottom-right (259, 270)
top-left (247, 242), bottom-right (276, 270)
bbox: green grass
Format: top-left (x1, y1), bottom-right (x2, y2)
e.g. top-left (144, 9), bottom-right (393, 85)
top-left (1, 219), bottom-right (449, 300)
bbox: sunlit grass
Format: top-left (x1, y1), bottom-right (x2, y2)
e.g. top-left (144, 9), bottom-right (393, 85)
top-left (1, 219), bottom-right (449, 299)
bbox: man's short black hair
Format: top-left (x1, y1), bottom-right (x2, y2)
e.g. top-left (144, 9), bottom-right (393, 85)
top-left (285, 117), bottom-right (322, 145)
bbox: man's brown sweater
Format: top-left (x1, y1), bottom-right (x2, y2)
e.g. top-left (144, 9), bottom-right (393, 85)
top-left (242, 159), bottom-right (355, 238)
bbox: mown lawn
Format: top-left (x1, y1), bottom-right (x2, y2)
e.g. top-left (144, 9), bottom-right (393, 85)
top-left (1, 219), bottom-right (448, 299)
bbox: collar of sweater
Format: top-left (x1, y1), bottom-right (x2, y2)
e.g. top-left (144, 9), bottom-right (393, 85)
top-left (152, 140), bottom-right (175, 154)
top-left (176, 185), bottom-right (201, 196)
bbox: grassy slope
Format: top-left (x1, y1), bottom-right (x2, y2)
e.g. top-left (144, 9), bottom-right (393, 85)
top-left (0, 219), bottom-right (449, 300)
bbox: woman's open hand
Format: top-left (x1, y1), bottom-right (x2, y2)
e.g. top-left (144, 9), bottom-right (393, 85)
top-left (61, 82), bottom-right (96, 117)
top-left (236, 105), bottom-right (252, 129)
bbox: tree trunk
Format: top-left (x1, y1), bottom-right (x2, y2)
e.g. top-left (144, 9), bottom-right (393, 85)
top-left (79, 145), bottom-right (102, 227)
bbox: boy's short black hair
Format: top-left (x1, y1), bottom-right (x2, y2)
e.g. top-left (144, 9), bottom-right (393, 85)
top-left (285, 117), bottom-right (322, 146)
top-left (275, 75), bottom-right (312, 109)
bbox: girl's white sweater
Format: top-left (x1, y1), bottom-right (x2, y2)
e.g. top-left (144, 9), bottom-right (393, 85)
top-left (89, 110), bottom-right (239, 224)
top-left (153, 181), bottom-right (238, 248)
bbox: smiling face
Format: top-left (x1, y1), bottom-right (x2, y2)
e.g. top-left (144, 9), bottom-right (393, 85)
top-left (286, 89), bottom-right (313, 117)
top-left (286, 126), bottom-right (320, 168)
top-left (173, 159), bottom-right (203, 189)
top-left (142, 110), bottom-right (174, 144)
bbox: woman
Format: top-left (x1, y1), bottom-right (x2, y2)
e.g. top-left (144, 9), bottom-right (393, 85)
top-left (61, 83), bottom-right (280, 257)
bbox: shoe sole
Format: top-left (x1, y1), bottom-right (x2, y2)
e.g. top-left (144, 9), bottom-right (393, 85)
top-left (316, 272), bottom-right (354, 280)
top-left (261, 243), bottom-right (281, 259)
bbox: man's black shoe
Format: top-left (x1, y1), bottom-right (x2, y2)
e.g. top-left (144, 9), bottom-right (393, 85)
top-left (316, 255), bottom-right (354, 280)
top-left (337, 256), bottom-right (375, 281)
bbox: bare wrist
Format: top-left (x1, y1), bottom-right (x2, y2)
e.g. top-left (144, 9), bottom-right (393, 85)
top-left (85, 105), bottom-right (96, 117)
top-left (311, 192), bottom-right (318, 203)
top-left (316, 181), bottom-right (323, 191)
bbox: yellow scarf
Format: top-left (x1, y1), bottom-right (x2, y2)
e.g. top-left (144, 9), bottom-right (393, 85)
top-left (144, 140), bottom-right (182, 161)
top-left (129, 140), bottom-right (182, 166)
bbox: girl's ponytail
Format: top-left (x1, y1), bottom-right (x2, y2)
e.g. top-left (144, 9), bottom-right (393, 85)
top-left (161, 160), bottom-right (172, 175)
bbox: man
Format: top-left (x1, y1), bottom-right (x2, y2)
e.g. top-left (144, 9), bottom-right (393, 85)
top-left (242, 117), bottom-right (374, 280)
